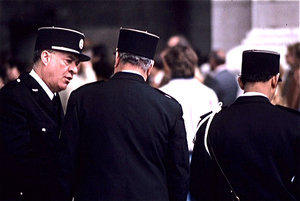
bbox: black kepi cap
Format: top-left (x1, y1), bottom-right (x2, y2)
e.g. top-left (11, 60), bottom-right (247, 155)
top-left (34, 27), bottom-right (90, 62)
top-left (116, 27), bottom-right (159, 60)
top-left (241, 50), bottom-right (281, 81)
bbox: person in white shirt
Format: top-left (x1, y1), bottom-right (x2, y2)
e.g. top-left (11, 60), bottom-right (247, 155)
top-left (160, 45), bottom-right (219, 153)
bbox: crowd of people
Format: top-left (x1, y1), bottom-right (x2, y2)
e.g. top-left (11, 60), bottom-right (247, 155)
top-left (0, 26), bottom-right (299, 201)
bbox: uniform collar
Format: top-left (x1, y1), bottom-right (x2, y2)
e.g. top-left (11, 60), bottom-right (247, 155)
top-left (29, 69), bottom-right (56, 100)
top-left (112, 71), bottom-right (145, 82)
top-left (121, 70), bottom-right (143, 77)
top-left (234, 93), bottom-right (271, 106)
top-left (239, 92), bottom-right (268, 99)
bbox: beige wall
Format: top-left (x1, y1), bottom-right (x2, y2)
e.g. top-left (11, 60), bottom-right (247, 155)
top-left (211, 0), bottom-right (299, 52)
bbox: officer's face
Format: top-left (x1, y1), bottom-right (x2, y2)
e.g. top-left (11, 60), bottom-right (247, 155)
top-left (45, 50), bottom-right (79, 92)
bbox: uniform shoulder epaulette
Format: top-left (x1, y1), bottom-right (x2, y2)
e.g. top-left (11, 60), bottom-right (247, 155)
top-left (199, 111), bottom-right (213, 120)
top-left (198, 105), bottom-right (227, 120)
top-left (74, 80), bottom-right (105, 91)
top-left (276, 104), bottom-right (300, 115)
top-left (193, 102), bottom-right (225, 144)
top-left (154, 88), bottom-right (179, 103)
top-left (2, 78), bottom-right (21, 90)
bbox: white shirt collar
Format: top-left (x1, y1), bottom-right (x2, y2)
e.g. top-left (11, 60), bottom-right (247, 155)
top-left (29, 69), bottom-right (55, 100)
top-left (239, 92), bottom-right (268, 99)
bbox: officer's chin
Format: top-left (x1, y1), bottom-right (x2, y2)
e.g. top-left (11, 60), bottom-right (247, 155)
top-left (59, 83), bottom-right (69, 92)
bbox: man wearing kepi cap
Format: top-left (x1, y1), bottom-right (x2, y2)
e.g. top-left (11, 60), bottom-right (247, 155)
top-left (190, 50), bottom-right (300, 200)
top-left (0, 26), bottom-right (90, 201)
top-left (59, 27), bottom-right (190, 201)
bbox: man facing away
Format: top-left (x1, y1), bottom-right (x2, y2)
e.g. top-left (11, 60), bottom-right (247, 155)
top-left (190, 50), bottom-right (300, 200)
top-left (59, 27), bottom-right (190, 201)
top-left (0, 27), bottom-right (90, 201)
top-left (204, 50), bottom-right (238, 107)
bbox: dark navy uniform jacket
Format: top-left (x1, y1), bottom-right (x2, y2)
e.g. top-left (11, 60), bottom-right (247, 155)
top-left (0, 73), bottom-right (64, 201)
top-left (190, 95), bottom-right (300, 201)
top-left (59, 72), bottom-right (190, 201)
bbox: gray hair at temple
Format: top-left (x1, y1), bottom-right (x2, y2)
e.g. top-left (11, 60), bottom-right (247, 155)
top-left (118, 52), bottom-right (154, 71)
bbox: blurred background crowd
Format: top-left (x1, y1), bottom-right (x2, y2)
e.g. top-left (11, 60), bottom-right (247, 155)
top-left (0, 0), bottom-right (299, 112)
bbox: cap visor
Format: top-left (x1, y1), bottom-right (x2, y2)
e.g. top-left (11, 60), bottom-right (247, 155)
top-left (79, 53), bottom-right (90, 62)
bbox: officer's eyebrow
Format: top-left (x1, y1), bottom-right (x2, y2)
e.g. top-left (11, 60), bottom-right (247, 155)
top-left (68, 54), bottom-right (80, 65)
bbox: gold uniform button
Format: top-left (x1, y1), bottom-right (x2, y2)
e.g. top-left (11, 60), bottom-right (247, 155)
top-left (17, 79), bottom-right (21, 82)
top-left (42, 128), bottom-right (46, 132)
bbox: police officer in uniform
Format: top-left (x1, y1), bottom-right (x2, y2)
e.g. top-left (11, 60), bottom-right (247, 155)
top-left (190, 50), bottom-right (300, 200)
top-left (0, 27), bottom-right (90, 201)
top-left (59, 28), bottom-right (190, 201)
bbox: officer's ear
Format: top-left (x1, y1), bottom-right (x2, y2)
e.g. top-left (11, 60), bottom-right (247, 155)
top-left (146, 60), bottom-right (154, 77)
top-left (41, 50), bottom-right (52, 66)
top-left (271, 74), bottom-right (280, 89)
top-left (238, 76), bottom-right (244, 90)
top-left (114, 52), bottom-right (120, 69)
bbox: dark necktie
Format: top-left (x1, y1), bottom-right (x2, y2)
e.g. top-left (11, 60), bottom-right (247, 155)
top-left (52, 94), bottom-right (63, 130)
top-left (52, 95), bottom-right (58, 111)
